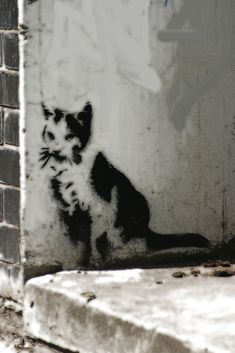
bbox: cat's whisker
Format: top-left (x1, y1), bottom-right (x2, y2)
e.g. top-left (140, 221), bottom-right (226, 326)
top-left (39, 151), bottom-right (49, 157)
top-left (72, 152), bottom-right (82, 165)
top-left (73, 150), bottom-right (80, 157)
top-left (41, 155), bottom-right (51, 168)
top-left (39, 155), bottom-right (48, 161)
top-left (39, 152), bottom-right (51, 162)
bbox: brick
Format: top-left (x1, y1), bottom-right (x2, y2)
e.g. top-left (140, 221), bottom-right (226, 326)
top-left (0, 189), bottom-right (3, 222)
top-left (0, 225), bottom-right (19, 262)
top-left (4, 110), bottom-right (19, 146)
top-left (0, 262), bottom-right (22, 301)
top-left (0, 72), bottom-right (19, 108)
top-left (2, 33), bottom-right (19, 70)
top-left (0, 0), bottom-right (18, 29)
top-left (4, 188), bottom-right (20, 226)
top-left (0, 149), bottom-right (19, 187)
top-left (0, 109), bottom-right (3, 145)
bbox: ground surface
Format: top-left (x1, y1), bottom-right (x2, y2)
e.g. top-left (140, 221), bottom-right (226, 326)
top-left (24, 263), bottom-right (235, 353)
top-left (0, 297), bottom-right (66, 353)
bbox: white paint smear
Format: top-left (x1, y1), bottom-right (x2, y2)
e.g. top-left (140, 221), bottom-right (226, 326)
top-left (45, 0), bottom-right (161, 111)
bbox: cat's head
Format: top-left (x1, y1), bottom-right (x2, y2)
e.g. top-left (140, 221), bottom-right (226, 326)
top-left (40, 102), bottom-right (93, 168)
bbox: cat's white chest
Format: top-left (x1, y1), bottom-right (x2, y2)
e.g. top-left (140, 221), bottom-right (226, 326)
top-left (51, 154), bottom-right (124, 261)
top-left (58, 161), bottom-right (95, 214)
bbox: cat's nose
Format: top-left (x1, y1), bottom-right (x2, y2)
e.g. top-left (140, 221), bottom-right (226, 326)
top-left (53, 149), bottom-right (62, 154)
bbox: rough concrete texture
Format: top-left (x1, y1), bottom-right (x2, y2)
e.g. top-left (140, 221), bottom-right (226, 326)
top-left (0, 296), bottom-right (69, 353)
top-left (24, 267), bottom-right (235, 353)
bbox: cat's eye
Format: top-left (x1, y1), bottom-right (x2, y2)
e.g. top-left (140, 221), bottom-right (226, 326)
top-left (47, 132), bottom-right (55, 140)
top-left (65, 134), bottom-right (75, 141)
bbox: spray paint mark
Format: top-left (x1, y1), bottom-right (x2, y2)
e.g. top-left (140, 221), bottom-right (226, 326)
top-left (158, 0), bottom-right (231, 130)
top-left (40, 101), bottom-right (211, 263)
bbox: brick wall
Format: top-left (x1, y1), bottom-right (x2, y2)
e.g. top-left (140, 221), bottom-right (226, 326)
top-left (0, 0), bottom-right (20, 272)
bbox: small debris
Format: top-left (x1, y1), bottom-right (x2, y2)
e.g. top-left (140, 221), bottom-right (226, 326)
top-left (81, 292), bottom-right (96, 303)
top-left (212, 269), bottom-right (235, 277)
top-left (191, 269), bottom-right (201, 277)
top-left (14, 337), bottom-right (24, 349)
top-left (156, 281), bottom-right (163, 284)
top-left (3, 300), bottom-right (22, 314)
top-left (216, 260), bottom-right (231, 267)
top-left (203, 260), bottom-right (231, 268)
top-left (203, 261), bottom-right (217, 268)
top-left (23, 341), bottom-right (31, 349)
top-left (172, 271), bottom-right (187, 278)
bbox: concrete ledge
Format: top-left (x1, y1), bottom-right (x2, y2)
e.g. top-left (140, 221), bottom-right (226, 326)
top-left (24, 267), bottom-right (235, 353)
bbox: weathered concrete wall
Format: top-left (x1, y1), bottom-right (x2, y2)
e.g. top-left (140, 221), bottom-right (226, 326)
top-left (22, 0), bottom-right (235, 273)
top-left (0, 0), bottom-right (22, 300)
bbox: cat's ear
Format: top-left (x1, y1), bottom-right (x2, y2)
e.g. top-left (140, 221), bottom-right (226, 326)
top-left (83, 102), bottom-right (93, 117)
top-left (42, 103), bottom-right (53, 120)
top-left (77, 102), bottom-right (93, 121)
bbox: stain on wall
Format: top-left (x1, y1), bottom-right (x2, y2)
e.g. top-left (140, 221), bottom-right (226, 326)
top-left (158, 0), bottom-right (232, 131)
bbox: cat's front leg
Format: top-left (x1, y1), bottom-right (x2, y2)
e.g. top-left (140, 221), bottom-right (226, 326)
top-left (50, 176), bottom-right (71, 210)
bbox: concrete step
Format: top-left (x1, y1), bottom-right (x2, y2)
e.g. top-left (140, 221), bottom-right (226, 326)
top-left (24, 266), bottom-right (235, 353)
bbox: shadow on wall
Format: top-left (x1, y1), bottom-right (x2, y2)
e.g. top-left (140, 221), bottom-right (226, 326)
top-left (158, 0), bottom-right (232, 131)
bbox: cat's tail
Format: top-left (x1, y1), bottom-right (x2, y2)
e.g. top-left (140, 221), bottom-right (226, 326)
top-left (146, 229), bottom-right (211, 250)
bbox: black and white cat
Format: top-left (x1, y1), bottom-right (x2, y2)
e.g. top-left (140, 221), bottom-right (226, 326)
top-left (40, 101), bottom-right (210, 265)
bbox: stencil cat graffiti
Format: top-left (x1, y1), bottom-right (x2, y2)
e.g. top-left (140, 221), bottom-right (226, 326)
top-left (39, 102), bottom-right (210, 265)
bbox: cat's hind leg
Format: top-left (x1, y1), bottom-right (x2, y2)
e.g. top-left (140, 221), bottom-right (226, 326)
top-left (96, 232), bottom-right (109, 260)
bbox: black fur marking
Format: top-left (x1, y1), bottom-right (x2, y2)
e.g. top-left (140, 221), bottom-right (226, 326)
top-left (51, 178), bottom-right (69, 208)
top-left (42, 104), bottom-right (53, 119)
top-left (61, 205), bottom-right (92, 265)
top-left (54, 170), bottom-right (65, 178)
top-left (91, 152), bottom-right (150, 243)
top-left (66, 103), bottom-right (92, 152)
top-left (96, 232), bottom-right (109, 260)
top-left (146, 229), bottom-right (211, 250)
top-left (91, 152), bottom-right (210, 248)
top-left (47, 132), bottom-right (55, 140)
top-left (51, 179), bottom-right (92, 264)
top-left (53, 151), bottom-right (67, 163)
top-left (42, 125), bottom-right (47, 141)
top-left (91, 153), bottom-right (115, 203)
top-left (72, 145), bottom-right (82, 164)
top-left (54, 108), bottom-right (64, 124)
